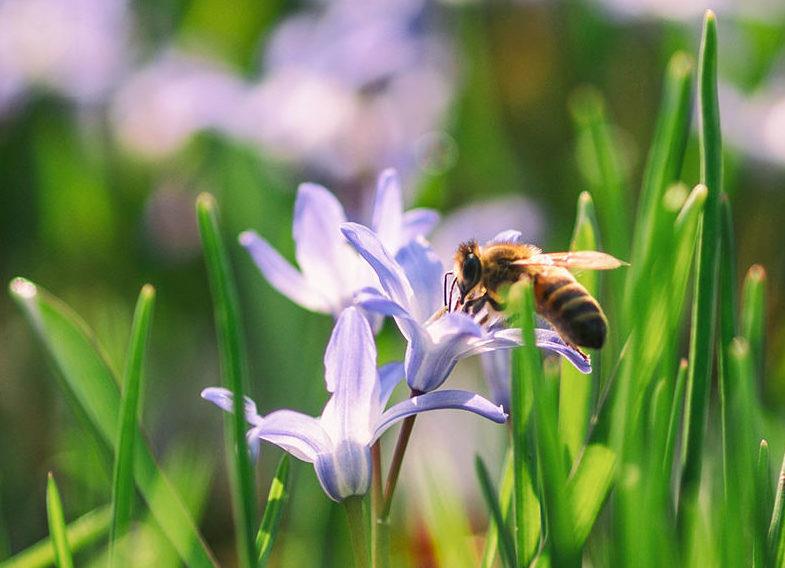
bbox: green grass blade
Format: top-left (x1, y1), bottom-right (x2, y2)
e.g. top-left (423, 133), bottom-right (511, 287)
top-left (46, 474), bottom-right (74, 568)
top-left (718, 195), bottom-right (739, 502)
top-left (480, 447), bottom-right (514, 568)
top-left (196, 193), bottom-right (258, 568)
top-left (663, 359), bottom-right (689, 477)
top-left (0, 506), bottom-right (111, 568)
top-left (768, 448), bottom-right (785, 564)
top-left (679, 10), bottom-right (723, 529)
top-left (569, 89), bottom-right (628, 260)
top-left (257, 455), bottom-right (291, 567)
top-left (741, 264), bottom-right (766, 377)
top-left (8, 278), bottom-right (218, 567)
top-left (511, 282), bottom-right (574, 565)
top-left (559, 192), bottom-right (599, 467)
top-left (109, 285), bottom-right (155, 563)
top-left (756, 440), bottom-right (772, 567)
top-left (568, 444), bottom-right (616, 547)
top-left (475, 456), bottom-right (517, 568)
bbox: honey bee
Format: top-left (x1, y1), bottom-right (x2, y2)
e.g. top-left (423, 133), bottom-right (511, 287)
top-left (451, 239), bottom-right (626, 350)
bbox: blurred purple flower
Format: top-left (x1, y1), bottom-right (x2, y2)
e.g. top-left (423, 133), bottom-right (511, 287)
top-left (341, 223), bottom-right (590, 393)
top-left (240, 169), bottom-right (438, 317)
top-left (232, 0), bottom-right (456, 183)
top-left (0, 0), bottom-right (129, 112)
top-left (111, 50), bottom-right (245, 158)
top-left (202, 307), bottom-right (507, 501)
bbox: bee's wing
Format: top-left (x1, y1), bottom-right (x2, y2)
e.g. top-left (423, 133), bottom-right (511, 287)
top-left (512, 251), bottom-right (628, 270)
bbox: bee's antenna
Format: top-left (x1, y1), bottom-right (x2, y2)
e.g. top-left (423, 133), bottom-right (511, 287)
top-left (443, 271), bottom-right (454, 308)
top-left (448, 278), bottom-right (458, 312)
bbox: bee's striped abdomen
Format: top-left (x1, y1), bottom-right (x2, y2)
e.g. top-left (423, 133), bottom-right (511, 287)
top-left (534, 272), bottom-right (607, 349)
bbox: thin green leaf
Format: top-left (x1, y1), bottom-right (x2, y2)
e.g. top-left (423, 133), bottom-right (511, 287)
top-left (740, 264), bottom-right (766, 378)
top-left (768, 448), bottom-right (785, 564)
top-left (196, 193), bottom-right (258, 568)
top-left (110, 284), bottom-right (155, 563)
top-left (257, 454), bottom-right (291, 567)
top-left (46, 474), bottom-right (74, 568)
top-left (511, 282), bottom-right (574, 565)
top-left (679, 11), bottom-right (723, 528)
top-left (663, 359), bottom-right (689, 478)
top-left (0, 506), bottom-right (110, 568)
top-left (475, 456), bottom-right (517, 568)
top-left (756, 440), bottom-right (772, 567)
top-left (559, 192), bottom-right (599, 467)
top-left (480, 447), bottom-right (514, 568)
top-left (8, 278), bottom-right (218, 567)
top-left (568, 444), bottom-right (616, 547)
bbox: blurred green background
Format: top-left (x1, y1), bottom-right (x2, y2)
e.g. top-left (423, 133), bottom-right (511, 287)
top-left (1, 0), bottom-right (784, 565)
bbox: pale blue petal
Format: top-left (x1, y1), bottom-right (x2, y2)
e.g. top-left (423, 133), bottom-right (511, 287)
top-left (535, 328), bottom-right (592, 374)
top-left (320, 307), bottom-right (379, 443)
top-left (378, 362), bottom-right (405, 407)
top-left (407, 312), bottom-right (484, 392)
top-left (371, 168), bottom-right (404, 253)
top-left (314, 441), bottom-right (371, 502)
top-left (401, 209), bottom-right (440, 242)
top-left (372, 390), bottom-right (508, 442)
top-left (490, 229), bottom-right (523, 244)
top-left (201, 387), bottom-right (263, 426)
top-left (354, 289), bottom-right (428, 361)
top-left (254, 409), bottom-right (332, 463)
top-left (480, 351), bottom-right (512, 410)
top-left (292, 183), bottom-right (353, 306)
top-left (239, 231), bottom-right (331, 313)
top-left (341, 222), bottom-right (414, 311)
top-left (394, 239), bottom-right (443, 322)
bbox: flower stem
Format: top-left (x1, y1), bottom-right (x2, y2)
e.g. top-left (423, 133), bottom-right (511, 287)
top-left (370, 442), bottom-right (390, 568)
top-left (344, 496), bottom-right (369, 568)
top-left (381, 413), bottom-right (417, 518)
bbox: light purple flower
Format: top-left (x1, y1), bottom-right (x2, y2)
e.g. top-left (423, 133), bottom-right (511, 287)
top-left (341, 224), bottom-right (591, 393)
top-left (202, 307), bottom-right (507, 501)
top-left (239, 168), bottom-right (438, 317)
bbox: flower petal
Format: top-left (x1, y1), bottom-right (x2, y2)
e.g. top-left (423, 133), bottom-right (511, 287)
top-left (378, 361), bottom-right (404, 407)
top-left (292, 183), bottom-right (353, 307)
top-left (373, 389), bottom-right (507, 442)
top-left (320, 307), bottom-right (379, 444)
top-left (341, 222), bottom-right (414, 311)
top-left (314, 441), bottom-right (371, 502)
top-left (394, 239), bottom-right (443, 322)
top-left (406, 312), bottom-right (485, 392)
top-left (401, 209), bottom-right (440, 242)
top-left (490, 229), bottom-right (523, 244)
top-left (201, 387), bottom-right (263, 426)
top-left (371, 168), bottom-right (404, 252)
top-left (535, 328), bottom-right (592, 374)
top-left (254, 409), bottom-right (332, 463)
top-left (239, 231), bottom-right (331, 313)
top-left (354, 289), bottom-right (426, 348)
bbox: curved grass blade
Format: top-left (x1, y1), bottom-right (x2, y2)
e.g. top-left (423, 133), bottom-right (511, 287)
top-left (741, 264), bottom-right (766, 377)
top-left (0, 506), bottom-right (110, 568)
top-left (475, 456), bottom-right (516, 568)
top-left (663, 359), bottom-right (689, 477)
top-left (196, 193), bottom-right (257, 568)
top-left (479, 447), bottom-right (514, 568)
top-left (8, 278), bottom-right (218, 567)
top-left (568, 444), bottom-right (616, 548)
top-left (679, 10), bottom-right (723, 528)
top-left (768, 448), bottom-right (785, 564)
top-left (756, 440), bottom-right (772, 567)
top-left (560, 192), bottom-right (600, 467)
top-left (46, 474), bottom-right (74, 568)
top-left (257, 454), bottom-right (291, 567)
top-left (109, 285), bottom-right (155, 565)
top-left (511, 282), bottom-right (574, 565)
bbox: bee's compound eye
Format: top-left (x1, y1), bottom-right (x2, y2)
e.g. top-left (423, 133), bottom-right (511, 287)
top-left (461, 254), bottom-right (481, 294)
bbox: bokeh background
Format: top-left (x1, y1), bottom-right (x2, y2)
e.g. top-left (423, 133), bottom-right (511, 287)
top-left (1, 0), bottom-right (784, 565)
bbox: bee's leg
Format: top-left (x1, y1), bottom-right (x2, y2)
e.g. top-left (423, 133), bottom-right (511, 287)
top-left (565, 340), bottom-right (590, 362)
top-left (462, 295), bottom-right (488, 316)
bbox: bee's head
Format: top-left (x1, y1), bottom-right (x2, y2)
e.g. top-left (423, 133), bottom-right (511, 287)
top-left (454, 240), bottom-right (482, 301)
